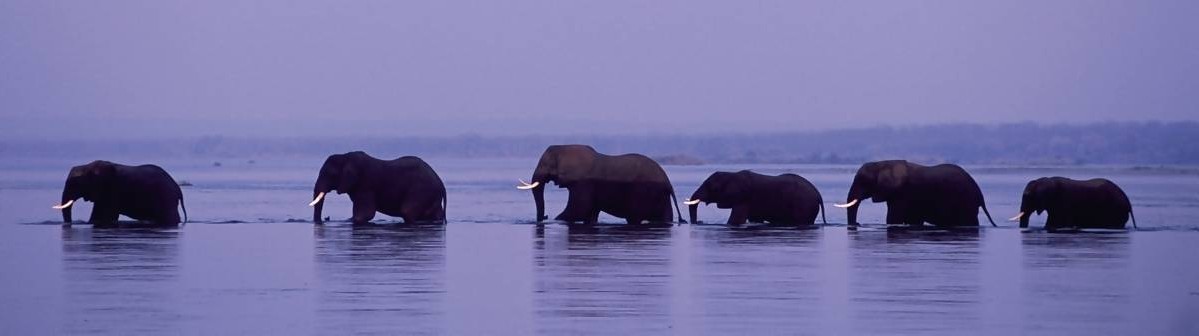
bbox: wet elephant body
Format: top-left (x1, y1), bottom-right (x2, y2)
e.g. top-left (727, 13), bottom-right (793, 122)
top-left (557, 179), bottom-right (676, 225)
top-left (56, 160), bottom-right (187, 226)
top-left (310, 152), bottom-right (446, 225)
top-left (687, 170), bottom-right (826, 226)
top-left (1014, 177), bottom-right (1136, 230)
top-left (520, 145), bottom-right (684, 226)
top-left (839, 160), bottom-right (995, 228)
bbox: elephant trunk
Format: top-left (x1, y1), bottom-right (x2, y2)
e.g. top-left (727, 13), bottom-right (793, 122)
top-left (1019, 212), bottom-right (1031, 229)
top-left (60, 189), bottom-right (74, 224)
top-left (527, 168), bottom-right (550, 222)
top-left (845, 183), bottom-right (866, 228)
top-left (312, 190), bottom-right (325, 224)
top-left (846, 203), bottom-right (860, 228)
top-left (688, 203), bottom-right (699, 225)
top-left (532, 183), bottom-right (546, 222)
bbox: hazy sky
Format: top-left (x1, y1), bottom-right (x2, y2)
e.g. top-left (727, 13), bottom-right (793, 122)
top-left (2, 1), bottom-right (1196, 139)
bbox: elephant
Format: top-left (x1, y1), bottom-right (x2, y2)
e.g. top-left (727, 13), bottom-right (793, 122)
top-left (835, 160), bottom-right (996, 228)
top-left (516, 144), bottom-right (685, 226)
top-left (308, 151), bottom-right (446, 225)
top-left (1011, 177), bottom-right (1137, 230)
top-left (53, 160), bottom-right (187, 226)
top-left (684, 170), bottom-right (827, 227)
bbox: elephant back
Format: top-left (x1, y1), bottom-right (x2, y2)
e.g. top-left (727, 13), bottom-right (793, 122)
top-left (589, 153), bottom-right (670, 184)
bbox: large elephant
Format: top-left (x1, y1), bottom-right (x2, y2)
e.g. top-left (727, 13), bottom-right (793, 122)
top-left (1010, 177), bottom-right (1137, 230)
top-left (52, 160), bottom-right (187, 226)
top-left (308, 151), bottom-right (446, 225)
top-left (684, 170), bottom-right (827, 226)
top-left (516, 145), bottom-right (685, 225)
top-left (835, 160), bottom-right (996, 228)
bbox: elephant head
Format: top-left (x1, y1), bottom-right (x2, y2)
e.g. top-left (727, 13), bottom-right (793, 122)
top-left (516, 145), bottom-right (597, 222)
top-left (836, 160), bottom-right (910, 227)
top-left (1013, 177), bottom-right (1059, 228)
top-left (685, 171), bottom-right (752, 224)
top-left (309, 152), bottom-right (368, 223)
top-left (54, 160), bottom-right (118, 223)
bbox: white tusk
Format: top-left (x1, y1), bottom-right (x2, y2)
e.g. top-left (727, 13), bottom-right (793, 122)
top-left (308, 192), bottom-right (326, 207)
top-left (683, 199), bottom-right (701, 205)
top-left (833, 199), bottom-right (860, 208)
top-left (51, 200), bottom-right (75, 210)
top-left (516, 179), bottom-right (540, 190)
top-left (1008, 212), bottom-right (1025, 221)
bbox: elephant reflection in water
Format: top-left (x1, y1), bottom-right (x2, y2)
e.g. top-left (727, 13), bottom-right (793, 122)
top-left (313, 225), bottom-right (446, 333)
top-left (61, 228), bottom-right (181, 333)
top-left (531, 225), bottom-right (673, 328)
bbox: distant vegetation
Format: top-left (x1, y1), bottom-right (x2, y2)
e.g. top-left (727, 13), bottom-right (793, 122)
top-left (652, 154), bottom-right (705, 166)
top-left (4, 122), bottom-right (1198, 165)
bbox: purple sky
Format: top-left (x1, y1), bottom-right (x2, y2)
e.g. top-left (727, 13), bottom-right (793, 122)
top-left (2, 1), bottom-right (1196, 139)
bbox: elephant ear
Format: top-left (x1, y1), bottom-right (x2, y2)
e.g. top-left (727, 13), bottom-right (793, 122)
top-left (87, 161), bottom-right (115, 176)
top-left (544, 146), bottom-right (596, 185)
top-left (874, 162), bottom-right (909, 201)
top-left (337, 161), bottom-right (360, 194)
top-left (90, 161), bottom-right (117, 184)
top-left (725, 172), bottom-right (753, 202)
top-left (713, 172), bottom-right (751, 208)
top-left (1041, 178), bottom-right (1064, 214)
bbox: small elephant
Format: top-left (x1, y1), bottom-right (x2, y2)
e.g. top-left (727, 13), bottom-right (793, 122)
top-left (1011, 177), bottom-right (1137, 230)
top-left (684, 170), bottom-right (827, 227)
top-left (309, 152), bottom-right (446, 225)
top-left (53, 160), bottom-right (187, 226)
top-left (836, 160), bottom-right (996, 228)
top-left (516, 144), bottom-right (685, 225)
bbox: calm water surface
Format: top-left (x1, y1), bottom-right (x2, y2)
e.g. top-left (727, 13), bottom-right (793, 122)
top-left (1, 158), bottom-right (1197, 335)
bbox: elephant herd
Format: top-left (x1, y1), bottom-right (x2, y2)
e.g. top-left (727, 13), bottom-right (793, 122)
top-left (51, 145), bottom-right (1138, 231)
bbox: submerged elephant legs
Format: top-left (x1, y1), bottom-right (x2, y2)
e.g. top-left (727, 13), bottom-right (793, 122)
top-left (552, 181), bottom-right (673, 225)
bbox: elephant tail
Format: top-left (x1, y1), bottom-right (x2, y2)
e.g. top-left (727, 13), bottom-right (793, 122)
top-left (819, 195), bottom-right (828, 225)
top-left (1115, 187), bottom-right (1137, 230)
top-left (981, 204), bottom-right (996, 227)
top-left (179, 195), bottom-right (189, 224)
top-left (670, 189), bottom-right (687, 224)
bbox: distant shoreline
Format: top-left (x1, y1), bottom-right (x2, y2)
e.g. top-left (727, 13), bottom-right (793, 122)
top-left (2, 122), bottom-right (1197, 165)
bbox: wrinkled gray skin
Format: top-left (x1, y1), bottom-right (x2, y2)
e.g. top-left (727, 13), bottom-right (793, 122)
top-left (688, 170), bottom-right (826, 227)
top-left (1016, 177), bottom-right (1136, 230)
top-left (843, 160), bottom-right (995, 228)
top-left (526, 144), bottom-right (685, 226)
top-left (312, 151), bottom-right (446, 225)
top-left (60, 160), bottom-right (187, 226)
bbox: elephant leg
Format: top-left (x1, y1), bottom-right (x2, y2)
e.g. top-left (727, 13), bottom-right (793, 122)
top-left (885, 203), bottom-right (906, 225)
top-left (401, 198), bottom-right (441, 223)
top-left (558, 186), bottom-right (593, 222)
top-left (626, 217), bottom-right (643, 226)
top-left (960, 207), bottom-right (980, 227)
top-left (658, 196), bottom-right (673, 224)
top-left (727, 205), bottom-right (750, 226)
top-left (351, 199), bottom-right (377, 225)
top-left (584, 210), bottom-right (600, 226)
top-left (155, 203), bottom-right (181, 226)
top-left (904, 203), bottom-right (925, 226)
top-left (89, 204), bottom-right (120, 227)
